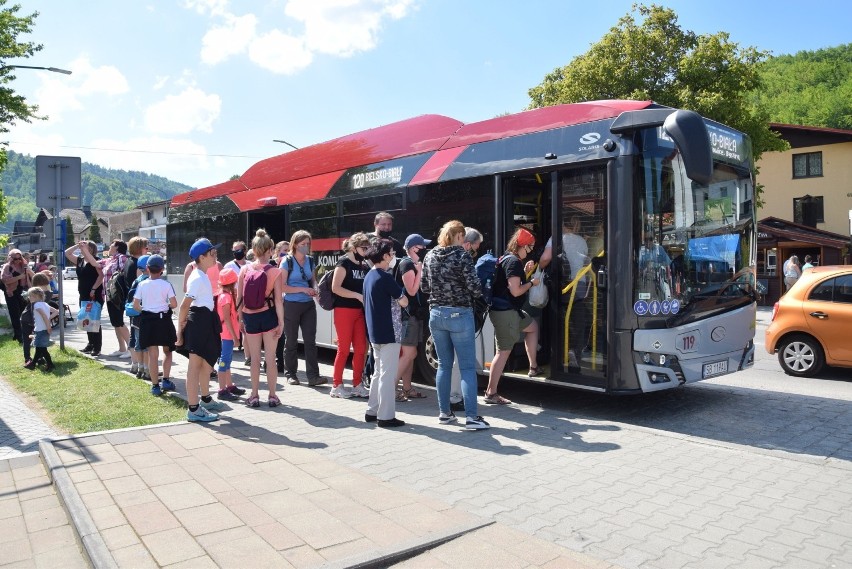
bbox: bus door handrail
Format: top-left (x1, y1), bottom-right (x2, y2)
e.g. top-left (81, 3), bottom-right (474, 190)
top-left (561, 257), bottom-right (599, 370)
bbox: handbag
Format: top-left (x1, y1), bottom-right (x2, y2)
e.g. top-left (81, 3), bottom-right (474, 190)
top-left (528, 268), bottom-right (549, 308)
top-left (76, 301), bottom-right (102, 333)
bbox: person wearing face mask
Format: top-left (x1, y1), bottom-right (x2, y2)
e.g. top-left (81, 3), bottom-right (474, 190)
top-left (223, 241), bottom-right (248, 273)
top-left (2, 248), bottom-right (35, 343)
top-left (484, 228), bottom-right (542, 405)
top-left (329, 233), bottom-right (371, 399)
top-left (394, 234), bottom-right (431, 401)
top-left (281, 230), bottom-right (325, 386)
top-left (462, 227), bottom-right (483, 258)
top-left (369, 211), bottom-right (406, 259)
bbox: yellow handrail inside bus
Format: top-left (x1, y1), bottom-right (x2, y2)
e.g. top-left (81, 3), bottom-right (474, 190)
top-left (561, 255), bottom-right (601, 370)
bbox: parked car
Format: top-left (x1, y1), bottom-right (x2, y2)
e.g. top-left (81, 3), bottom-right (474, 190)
top-left (765, 266), bottom-right (852, 376)
top-left (62, 266), bottom-right (76, 279)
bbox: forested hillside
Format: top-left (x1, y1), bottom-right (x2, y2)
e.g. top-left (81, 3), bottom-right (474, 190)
top-left (0, 151), bottom-right (193, 233)
top-left (754, 43), bottom-right (852, 129)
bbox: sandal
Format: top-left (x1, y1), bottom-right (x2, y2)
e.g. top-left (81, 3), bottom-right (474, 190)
top-left (403, 387), bottom-right (427, 399)
top-left (528, 366), bottom-right (542, 377)
top-left (483, 392), bottom-right (512, 405)
top-left (268, 394), bottom-right (280, 408)
top-left (396, 388), bottom-right (408, 402)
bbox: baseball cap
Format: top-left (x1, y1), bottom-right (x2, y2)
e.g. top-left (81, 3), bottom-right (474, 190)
top-left (517, 228), bottom-right (536, 247)
top-left (189, 238), bottom-right (220, 259)
top-left (404, 234), bottom-right (432, 250)
top-left (218, 267), bottom-right (238, 286)
top-left (146, 255), bottom-right (165, 271)
top-left (137, 255), bottom-right (151, 271)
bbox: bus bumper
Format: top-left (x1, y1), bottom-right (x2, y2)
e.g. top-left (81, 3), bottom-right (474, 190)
top-left (633, 304), bottom-right (756, 393)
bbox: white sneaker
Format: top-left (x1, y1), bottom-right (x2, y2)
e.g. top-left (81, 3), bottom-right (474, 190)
top-left (118, 351), bottom-right (131, 359)
top-left (351, 384), bottom-right (370, 398)
top-left (130, 363), bottom-right (138, 374)
top-left (330, 385), bottom-right (353, 399)
top-left (107, 350), bottom-right (123, 357)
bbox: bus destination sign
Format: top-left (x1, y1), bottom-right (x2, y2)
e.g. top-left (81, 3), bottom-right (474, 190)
top-left (351, 165), bottom-right (403, 190)
top-left (707, 124), bottom-right (745, 164)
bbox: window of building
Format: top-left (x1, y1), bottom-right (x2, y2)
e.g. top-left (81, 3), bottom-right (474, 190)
top-left (792, 152), bottom-right (822, 178)
top-left (146, 211), bottom-right (153, 221)
top-left (793, 195), bottom-right (824, 226)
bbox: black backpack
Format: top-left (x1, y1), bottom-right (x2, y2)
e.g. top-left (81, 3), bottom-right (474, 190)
top-left (107, 270), bottom-right (129, 307)
top-left (316, 270), bottom-right (335, 310)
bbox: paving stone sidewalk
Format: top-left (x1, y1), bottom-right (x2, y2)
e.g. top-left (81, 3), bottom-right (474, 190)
top-left (0, 454), bottom-right (87, 568)
top-left (0, 377), bottom-right (58, 460)
top-left (42, 424), bottom-right (602, 568)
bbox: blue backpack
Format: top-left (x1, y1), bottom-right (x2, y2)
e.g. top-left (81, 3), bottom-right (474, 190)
top-left (475, 252), bottom-right (513, 311)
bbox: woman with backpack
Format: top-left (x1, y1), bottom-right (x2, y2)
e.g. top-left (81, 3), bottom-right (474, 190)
top-left (237, 229), bottom-right (284, 407)
top-left (281, 230), bottom-right (324, 387)
top-left (484, 228), bottom-right (542, 405)
top-left (421, 220), bottom-right (489, 430)
top-left (329, 232), bottom-right (371, 399)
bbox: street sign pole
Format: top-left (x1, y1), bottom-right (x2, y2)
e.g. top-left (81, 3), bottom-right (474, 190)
top-left (36, 156), bottom-right (81, 351)
top-left (52, 161), bottom-right (68, 349)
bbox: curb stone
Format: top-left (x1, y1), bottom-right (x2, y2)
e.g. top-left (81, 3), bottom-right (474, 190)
top-left (39, 439), bottom-right (119, 569)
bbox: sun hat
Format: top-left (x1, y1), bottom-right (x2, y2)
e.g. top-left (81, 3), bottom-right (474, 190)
top-left (137, 254), bottom-right (151, 271)
top-left (218, 267), bottom-right (238, 286)
top-left (517, 228), bottom-right (536, 247)
top-left (146, 255), bottom-right (165, 271)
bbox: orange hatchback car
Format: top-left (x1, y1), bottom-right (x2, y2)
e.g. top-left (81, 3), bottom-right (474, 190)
top-left (765, 266), bottom-right (852, 376)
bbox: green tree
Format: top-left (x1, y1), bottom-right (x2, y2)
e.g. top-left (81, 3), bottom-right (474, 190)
top-left (754, 44), bottom-right (852, 129)
top-left (0, 2), bottom-right (42, 239)
top-left (527, 4), bottom-right (787, 161)
top-left (64, 214), bottom-right (72, 243)
top-left (88, 215), bottom-right (101, 243)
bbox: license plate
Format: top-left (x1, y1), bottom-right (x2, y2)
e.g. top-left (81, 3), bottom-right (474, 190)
top-left (703, 360), bottom-right (728, 378)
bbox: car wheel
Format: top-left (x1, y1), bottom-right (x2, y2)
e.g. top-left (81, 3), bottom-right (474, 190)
top-left (777, 334), bottom-right (825, 377)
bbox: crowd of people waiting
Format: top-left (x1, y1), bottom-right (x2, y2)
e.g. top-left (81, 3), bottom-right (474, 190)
top-left (2, 211), bottom-right (573, 430)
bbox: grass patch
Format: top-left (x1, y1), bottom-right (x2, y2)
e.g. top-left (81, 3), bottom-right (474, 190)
top-left (0, 335), bottom-right (187, 433)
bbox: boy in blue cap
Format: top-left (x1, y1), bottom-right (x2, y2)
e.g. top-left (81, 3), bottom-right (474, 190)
top-left (176, 238), bottom-right (225, 422)
top-left (132, 255), bottom-right (178, 395)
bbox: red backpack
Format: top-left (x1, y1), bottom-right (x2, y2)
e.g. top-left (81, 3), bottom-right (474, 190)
top-left (242, 264), bottom-right (273, 310)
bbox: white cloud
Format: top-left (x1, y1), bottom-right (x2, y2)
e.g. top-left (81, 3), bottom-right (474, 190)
top-left (184, 0), bottom-right (230, 17)
top-left (145, 87), bottom-right (221, 135)
top-left (249, 30), bottom-right (313, 75)
top-left (190, 0), bottom-right (416, 74)
top-left (286, 0), bottom-right (414, 57)
top-left (152, 75), bottom-right (169, 90)
top-left (30, 56), bottom-right (129, 123)
top-left (200, 12), bottom-right (257, 65)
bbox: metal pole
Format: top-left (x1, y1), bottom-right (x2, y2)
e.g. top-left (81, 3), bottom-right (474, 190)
top-left (54, 161), bottom-right (65, 349)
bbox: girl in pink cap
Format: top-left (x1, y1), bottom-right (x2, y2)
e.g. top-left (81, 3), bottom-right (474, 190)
top-left (215, 267), bottom-right (246, 400)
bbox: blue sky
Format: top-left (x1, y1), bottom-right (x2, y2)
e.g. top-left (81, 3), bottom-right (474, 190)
top-left (6, 0), bottom-right (850, 191)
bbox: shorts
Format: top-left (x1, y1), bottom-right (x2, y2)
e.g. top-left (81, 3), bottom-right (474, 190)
top-left (106, 301), bottom-right (124, 327)
top-left (138, 310), bottom-right (176, 351)
top-left (243, 308), bottom-right (278, 335)
top-left (490, 309), bottom-right (534, 352)
top-left (218, 339), bottom-right (234, 372)
top-left (33, 330), bottom-right (51, 348)
top-left (400, 315), bottom-right (424, 347)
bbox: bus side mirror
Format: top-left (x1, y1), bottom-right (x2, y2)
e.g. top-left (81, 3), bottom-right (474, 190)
top-left (663, 110), bottom-right (713, 185)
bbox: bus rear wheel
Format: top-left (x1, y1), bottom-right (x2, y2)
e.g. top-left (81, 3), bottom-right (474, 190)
top-left (415, 333), bottom-right (438, 385)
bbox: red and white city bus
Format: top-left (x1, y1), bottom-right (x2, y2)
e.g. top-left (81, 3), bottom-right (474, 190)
top-left (167, 100), bottom-right (758, 393)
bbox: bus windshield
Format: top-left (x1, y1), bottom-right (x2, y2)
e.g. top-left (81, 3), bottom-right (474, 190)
top-left (635, 127), bottom-right (756, 325)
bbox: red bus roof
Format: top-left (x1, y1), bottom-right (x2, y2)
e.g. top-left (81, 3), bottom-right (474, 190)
top-left (172, 100), bottom-right (653, 209)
